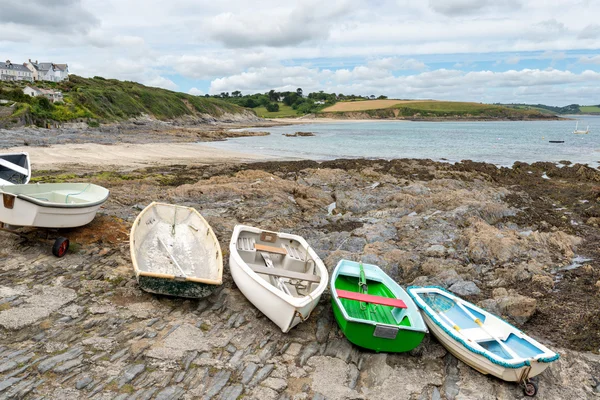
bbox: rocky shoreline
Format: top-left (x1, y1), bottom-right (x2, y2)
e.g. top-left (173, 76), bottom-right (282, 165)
top-left (0, 153), bottom-right (599, 399)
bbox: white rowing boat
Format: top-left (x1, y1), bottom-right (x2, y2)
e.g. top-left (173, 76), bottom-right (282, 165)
top-left (130, 202), bottom-right (223, 298)
top-left (0, 152), bottom-right (31, 185)
top-left (0, 182), bottom-right (109, 228)
top-left (408, 286), bottom-right (558, 396)
top-left (229, 225), bottom-right (328, 332)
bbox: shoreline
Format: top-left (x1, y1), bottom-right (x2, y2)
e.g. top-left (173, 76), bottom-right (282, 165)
top-left (4, 142), bottom-right (285, 172)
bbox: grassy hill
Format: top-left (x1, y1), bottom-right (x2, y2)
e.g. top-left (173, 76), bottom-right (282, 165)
top-left (0, 75), bottom-right (251, 127)
top-left (501, 103), bottom-right (600, 115)
top-left (320, 100), bottom-right (559, 120)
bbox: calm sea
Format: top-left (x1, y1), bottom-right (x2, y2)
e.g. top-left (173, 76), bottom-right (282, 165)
top-left (209, 115), bottom-right (600, 168)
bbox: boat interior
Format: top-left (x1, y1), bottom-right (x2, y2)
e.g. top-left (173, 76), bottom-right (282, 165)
top-left (2, 184), bottom-right (105, 205)
top-left (236, 229), bottom-right (322, 298)
top-left (334, 273), bottom-right (410, 327)
top-left (0, 154), bottom-right (29, 185)
top-left (135, 205), bottom-right (221, 281)
top-left (419, 292), bottom-right (545, 360)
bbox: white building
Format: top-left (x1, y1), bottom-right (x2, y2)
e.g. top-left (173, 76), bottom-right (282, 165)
top-left (0, 60), bottom-right (33, 82)
top-left (25, 60), bottom-right (69, 82)
top-left (23, 86), bottom-right (64, 103)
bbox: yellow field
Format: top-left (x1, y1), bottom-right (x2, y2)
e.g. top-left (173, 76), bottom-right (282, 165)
top-left (323, 99), bottom-right (432, 112)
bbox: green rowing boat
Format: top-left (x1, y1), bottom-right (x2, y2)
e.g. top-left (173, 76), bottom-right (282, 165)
top-left (331, 259), bottom-right (427, 352)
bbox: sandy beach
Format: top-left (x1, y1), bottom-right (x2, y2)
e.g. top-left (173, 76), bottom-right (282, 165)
top-left (4, 142), bottom-right (283, 171)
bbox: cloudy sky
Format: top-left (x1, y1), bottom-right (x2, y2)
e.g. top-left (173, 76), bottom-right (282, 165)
top-left (1, 0), bottom-right (599, 105)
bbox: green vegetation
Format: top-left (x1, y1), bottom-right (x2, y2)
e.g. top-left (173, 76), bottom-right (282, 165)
top-left (254, 103), bottom-right (298, 118)
top-left (0, 75), bottom-right (247, 125)
top-left (211, 88), bottom-right (387, 117)
top-left (391, 101), bottom-right (541, 118)
top-left (320, 100), bottom-right (556, 119)
top-left (500, 103), bottom-right (600, 115)
top-left (579, 105), bottom-right (600, 113)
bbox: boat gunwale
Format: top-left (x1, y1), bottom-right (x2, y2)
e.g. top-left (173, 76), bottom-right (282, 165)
top-left (331, 259), bottom-right (428, 333)
top-left (229, 224), bottom-right (328, 308)
top-left (1, 182), bottom-right (109, 209)
top-left (407, 285), bottom-right (559, 369)
top-left (130, 201), bottom-right (223, 285)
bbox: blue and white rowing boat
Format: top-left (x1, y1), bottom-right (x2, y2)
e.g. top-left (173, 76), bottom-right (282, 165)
top-left (407, 286), bottom-right (559, 396)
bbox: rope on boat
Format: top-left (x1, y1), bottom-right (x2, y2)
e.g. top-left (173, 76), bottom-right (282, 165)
top-left (407, 286), bottom-right (560, 369)
top-left (64, 184), bottom-right (91, 204)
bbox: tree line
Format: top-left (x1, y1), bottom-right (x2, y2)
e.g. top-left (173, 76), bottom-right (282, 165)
top-left (202, 88), bottom-right (388, 114)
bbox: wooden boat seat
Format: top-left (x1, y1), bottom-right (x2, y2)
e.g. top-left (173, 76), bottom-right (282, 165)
top-left (250, 264), bottom-right (321, 283)
top-left (254, 243), bottom-right (287, 255)
top-left (336, 289), bottom-right (407, 308)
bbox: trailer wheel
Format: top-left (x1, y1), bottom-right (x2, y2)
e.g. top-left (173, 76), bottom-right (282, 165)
top-left (52, 237), bottom-right (70, 258)
top-left (523, 381), bottom-right (538, 397)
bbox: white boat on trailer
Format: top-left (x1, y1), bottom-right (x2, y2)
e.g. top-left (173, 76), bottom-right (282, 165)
top-left (0, 152), bottom-right (31, 185)
top-left (130, 202), bottom-right (223, 298)
top-left (229, 225), bottom-right (328, 332)
top-left (408, 286), bottom-right (559, 397)
top-left (0, 182), bottom-right (109, 257)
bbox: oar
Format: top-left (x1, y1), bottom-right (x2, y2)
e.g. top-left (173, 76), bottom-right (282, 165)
top-left (454, 300), bottom-right (520, 360)
top-left (158, 237), bottom-right (187, 278)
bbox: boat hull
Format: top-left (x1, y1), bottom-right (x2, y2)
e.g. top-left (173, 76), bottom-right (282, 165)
top-left (229, 225), bottom-right (328, 333)
top-left (137, 275), bottom-right (218, 299)
top-left (0, 194), bottom-right (103, 228)
top-left (423, 313), bottom-right (550, 381)
top-left (331, 296), bottom-right (426, 352)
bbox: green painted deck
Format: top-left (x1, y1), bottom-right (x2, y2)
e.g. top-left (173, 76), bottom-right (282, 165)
top-left (332, 272), bottom-right (426, 352)
top-left (334, 275), bottom-right (409, 327)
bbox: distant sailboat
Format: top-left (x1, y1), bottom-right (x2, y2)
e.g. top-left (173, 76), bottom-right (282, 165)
top-left (573, 121), bottom-right (589, 134)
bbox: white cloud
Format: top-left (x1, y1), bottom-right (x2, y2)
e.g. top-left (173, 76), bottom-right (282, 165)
top-left (578, 24), bottom-right (600, 39)
top-left (0, 0), bottom-right (98, 33)
top-left (206, 0), bottom-right (354, 47)
top-left (428, 0), bottom-right (522, 16)
top-left (210, 65), bottom-right (600, 105)
top-left (188, 87), bottom-right (204, 96)
top-left (505, 56), bottom-right (520, 65)
top-left (144, 75), bottom-right (178, 91)
top-left (579, 55), bottom-right (600, 64)
top-left (0, 0), bottom-right (599, 106)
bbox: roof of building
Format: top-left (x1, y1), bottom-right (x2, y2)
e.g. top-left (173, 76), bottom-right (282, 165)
top-left (53, 64), bottom-right (68, 71)
top-left (1, 62), bottom-right (31, 73)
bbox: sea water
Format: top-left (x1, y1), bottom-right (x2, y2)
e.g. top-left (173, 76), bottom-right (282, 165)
top-left (209, 115), bottom-right (600, 167)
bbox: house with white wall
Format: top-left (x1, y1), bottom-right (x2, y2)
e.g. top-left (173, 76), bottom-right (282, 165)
top-left (25, 60), bottom-right (69, 82)
top-left (0, 60), bottom-right (33, 82)
top-left (23, 86), bottom-right (64, 103)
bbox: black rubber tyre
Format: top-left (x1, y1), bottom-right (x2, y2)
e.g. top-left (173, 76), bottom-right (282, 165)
top-left (52, 237), bottom-right (70, 258)
top-left (523, 381), bottom-right (538, 397)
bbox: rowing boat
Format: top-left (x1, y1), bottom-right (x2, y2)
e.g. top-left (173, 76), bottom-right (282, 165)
top-left (0, 182), bottom-right (109, 228)
top-left (130, 202), bottom-right (223, 298)
top-left (229, 225), bottom-right (328, 332)
top-left (408, 286), bottom-right (559, 396)
top-left (331, 260), bottom-right (427, 352)
top-left (0, 152), bottom-right (31, 185)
